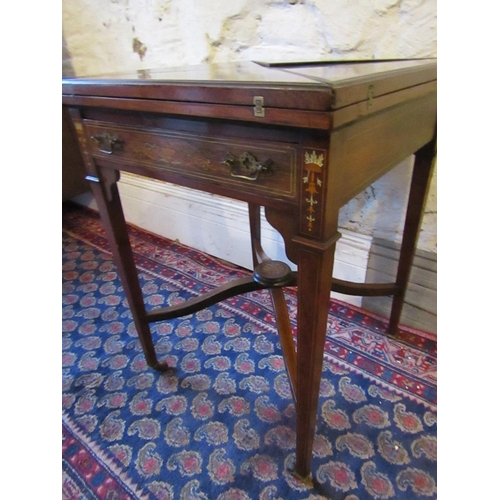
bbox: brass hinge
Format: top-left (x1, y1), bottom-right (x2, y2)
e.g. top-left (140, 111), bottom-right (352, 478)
top-left (367, 85), bottom-right (375, 108)
top-left (253, 96), bottom-right (265, 117)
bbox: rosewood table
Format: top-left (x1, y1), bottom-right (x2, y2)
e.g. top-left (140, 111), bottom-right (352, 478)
top-left (62, 59), bottom-right (437, 484)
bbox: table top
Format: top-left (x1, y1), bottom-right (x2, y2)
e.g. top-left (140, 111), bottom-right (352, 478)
top-left (62, 58), bottom-right (436, 113)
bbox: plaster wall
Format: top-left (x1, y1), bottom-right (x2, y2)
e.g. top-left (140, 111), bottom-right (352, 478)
top-left (63, 0), bottom-right (437, 254)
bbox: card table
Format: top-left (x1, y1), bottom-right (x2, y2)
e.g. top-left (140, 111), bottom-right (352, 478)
top-left (63, 58), bottom-right (437, 483)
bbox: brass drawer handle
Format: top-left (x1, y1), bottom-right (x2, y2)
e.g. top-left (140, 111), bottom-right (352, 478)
top-left (91, 132), bottom-right (124, 155)
top-left (222, 152), bottom-right (276, 181)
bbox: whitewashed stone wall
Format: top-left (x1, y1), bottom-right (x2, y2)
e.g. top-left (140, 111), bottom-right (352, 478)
top-left (63, 0), bottom-right (437, 254)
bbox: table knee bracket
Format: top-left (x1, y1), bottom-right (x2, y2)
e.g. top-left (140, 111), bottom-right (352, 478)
top-left (85, 168), bottom-right (121, 203)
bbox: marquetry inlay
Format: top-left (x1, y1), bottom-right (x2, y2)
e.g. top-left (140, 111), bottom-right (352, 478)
top-left (301, 149), bottom-right (325, 235)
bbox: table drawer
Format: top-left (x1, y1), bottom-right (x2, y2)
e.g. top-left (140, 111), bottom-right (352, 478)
top-left (84, 121), bottom-right (298, 199)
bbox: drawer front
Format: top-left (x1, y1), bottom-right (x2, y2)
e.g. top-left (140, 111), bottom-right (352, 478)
top-left (84, 121), bottom-right (297, 200)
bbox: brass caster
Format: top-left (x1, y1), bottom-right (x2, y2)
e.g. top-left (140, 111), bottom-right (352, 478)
top-left (289, 468), bottom-right (314, 488)
top-left (150, 361), bottom-right (175, 373)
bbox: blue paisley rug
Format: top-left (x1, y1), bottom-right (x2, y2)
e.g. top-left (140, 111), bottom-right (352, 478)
top-left (62, 202), bottom-right (437, 500)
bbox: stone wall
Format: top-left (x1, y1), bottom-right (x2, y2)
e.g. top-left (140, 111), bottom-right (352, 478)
top-left (63, 0), bottom-right (437, 253)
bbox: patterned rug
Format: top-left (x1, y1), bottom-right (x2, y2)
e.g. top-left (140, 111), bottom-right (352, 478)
top-left (62, 202), bottom-right (437, 500)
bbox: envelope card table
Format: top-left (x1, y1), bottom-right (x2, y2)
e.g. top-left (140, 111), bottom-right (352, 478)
top-left (63, 58), bottom-right (437, 482)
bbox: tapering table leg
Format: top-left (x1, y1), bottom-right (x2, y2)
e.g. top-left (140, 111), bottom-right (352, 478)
top-left (86, 166), bottom-right (170, 371)
top-left (292, 238), bottom-right (337, 482)
top-left (248, 204), bottom-right (298, 401)
top-left (388, 136), bottom-right (436, 335)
